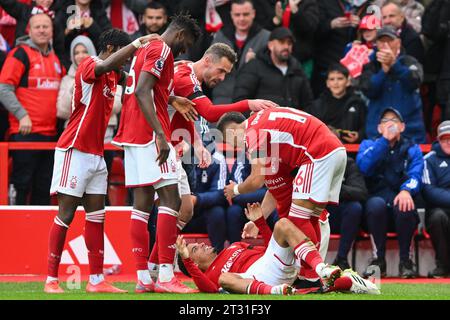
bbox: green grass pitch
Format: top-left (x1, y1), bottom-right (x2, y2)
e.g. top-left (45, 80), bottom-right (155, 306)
top-left (1, 282), bottom-right (450, 300)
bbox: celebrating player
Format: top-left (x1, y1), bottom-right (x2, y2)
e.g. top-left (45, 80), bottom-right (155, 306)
top-left (176, 202), bottom-right (379, 295)
top-left (222, 108), bottom-right (347, 283)
top-left (146, 43), bottom-right (279, 275)
top-left (112, 14), bottom-right (201, 293)
top-left (45, 29), bottom-right (159, 294)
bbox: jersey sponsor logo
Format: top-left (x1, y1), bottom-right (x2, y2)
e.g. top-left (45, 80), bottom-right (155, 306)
top-left (70, 176), bottom-right (77, 189)
top-left (35, 78), bottom-right (61, 89)
top-left (103, 84), bottom-right (114, 99)
top-left (265, 176), bottom-right (285, 187)
top-left (221, 248), bottom-right (245, 273)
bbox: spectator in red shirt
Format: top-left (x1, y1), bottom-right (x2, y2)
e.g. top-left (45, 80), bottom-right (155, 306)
top-left (0, 13), bottom-right (65, 205)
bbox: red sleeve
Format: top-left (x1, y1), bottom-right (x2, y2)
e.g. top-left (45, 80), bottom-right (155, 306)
top-left (80, 57), bottom-right (97, 83)
top-left (0, 48), bottom-right (26, 86)
top-left (142, 41), bottom-right (169, 79)
top-left (193, 96), bottom-right (249, 123)
top-left (182, 258), bottom-right (220, 293)
top-left (254, 217), bottom-right (272, 247)
top-left (246, 128), bottom-right (269, 159)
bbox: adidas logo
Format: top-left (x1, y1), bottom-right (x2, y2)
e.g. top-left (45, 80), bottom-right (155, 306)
top-left (348, 106), bottom-right (356, 112)
top-left (440, 161), bottom-right (448, 168)
top-left (61, 233), bottom-right (122, 265)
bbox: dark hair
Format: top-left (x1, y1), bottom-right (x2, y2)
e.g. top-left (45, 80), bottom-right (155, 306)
top-left (204, 43), bottom-right (237, 64)
top-left (217, 112), bottom-right (247, 134)
top-left (97, 28), bottom-right (131, 53)
top-left (327, 63), bottom-right (350, 78)
top-left (145, 1), bottom-right (167, 15)
top-left (177, 253), bottom-right (191, 277)
top-left (231, 0), bottom-right (254, 7)
top-left (167, 13), bottom-right (202, 44)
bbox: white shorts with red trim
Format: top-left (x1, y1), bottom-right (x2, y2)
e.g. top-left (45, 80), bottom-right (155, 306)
top-left (123, 142), bottom-right (178, 189)
top-left (177, 159), bottom-right (191, 196)
top-left (237, 236), bottom-right (300, 286)
top-left (292, 148), bottom-right (347, 206)
top-left (50, 148), bottom-right (107, 198)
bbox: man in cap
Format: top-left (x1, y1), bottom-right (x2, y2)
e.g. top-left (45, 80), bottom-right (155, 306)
top-left (359, 25), bottom-right (426, 143)
top-left (233, 26), bottom-right (313, 112)
top-left (356, 107), bottom-right (424, 278)
top-left (422, 120), bottom-right (450, 278)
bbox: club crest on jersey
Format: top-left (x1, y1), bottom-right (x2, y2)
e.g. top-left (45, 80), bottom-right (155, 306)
top-left (103, 84), bottom-right (114, 99)
top-left (155, 58), bottom-right (164, 71)
top-left (70, 176), bottom-right (77, 189)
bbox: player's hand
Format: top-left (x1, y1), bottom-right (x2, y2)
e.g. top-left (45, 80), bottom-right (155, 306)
top-left (241, 221), bottom-right (259, 239)
top-left (194, 143), bottom-right (212, 169)
top-left (155, 133), bottom-right (170, 166)
top-left (394, 190), bottom-right (415, 212)
top-left (171, 96), bottom-right (198, 122)
top-left (244, 202), bottom-right (264, 222)
top-left (176, 235), bottom-right (190, 259)
top-left (248, 99), bottom-right (279, 112)
top-left (224, 180), bottom-right (237, 202)
top-left (139, 33), bottom-right (162, 45)
top-left (18, 115), bottom-right (32, 135)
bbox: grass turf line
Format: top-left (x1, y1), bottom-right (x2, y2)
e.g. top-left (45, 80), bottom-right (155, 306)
top-left (1, 282), bottom-right (450, 300)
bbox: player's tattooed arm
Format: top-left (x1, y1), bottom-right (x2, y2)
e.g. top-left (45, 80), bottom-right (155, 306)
top-left (135, 71), bottom-right (170, 165)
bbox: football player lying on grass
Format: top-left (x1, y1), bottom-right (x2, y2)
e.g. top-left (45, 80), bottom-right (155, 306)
top-left (176, 203), bottom-right (380, 295)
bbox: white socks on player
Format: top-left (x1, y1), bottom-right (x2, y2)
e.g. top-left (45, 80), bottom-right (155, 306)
top-left (46, 276), bottom-right (58, 284)
top-left (137, 270), bottom-right (153, 285)
top-left (158, 263), bottom-right (174, 282)
top-left (89, 274), bottom-right (105, 285)
top-left (315, 262), bottom-right (327, 278)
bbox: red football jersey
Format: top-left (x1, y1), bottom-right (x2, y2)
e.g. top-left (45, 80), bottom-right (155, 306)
top-left (56, 56), bottom-right (118, 156)
top-left (113, 40), bottom-right (174, 146)
top-left (184, 242), bottom-right (265, 293)
top-left (170, 61), bottom-right (250, 147)
top-left (246, 107), bottom-right (344, 169)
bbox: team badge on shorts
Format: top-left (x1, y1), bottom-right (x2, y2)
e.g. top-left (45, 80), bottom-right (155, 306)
top-left (170, 160), bottom-right (177, 173)
top-left (70, 176), bottom-right (78, 189)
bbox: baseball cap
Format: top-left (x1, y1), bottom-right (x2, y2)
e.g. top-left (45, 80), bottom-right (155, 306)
top-left (269, 27), bottom-right (295, 42)
top-left (437, 120), bottom-right (450, 139)
top-left (376, 26), bottom-right (399, 40)
top-left (359, 15), bottom-right (381, 30)
top-left (380, 107), bottom-right (404, 123)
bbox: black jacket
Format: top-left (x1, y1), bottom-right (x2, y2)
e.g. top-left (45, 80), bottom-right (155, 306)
top-left (399, 20), bottom-right (425, 65)
top-left (340, 157), bottom-right (368, 203)
top-left (308, 89), bottom-right (366, 143)
top-left (422, 0), bottom-right (450, 105)
top-left (54, 0), bottom-right (112, 69)
top-left (286, 0), bottom-right (320, 63)
top-left (233, 47), bottom-right (313, 110)
top-left (313, 0), bottom-right (372, 72)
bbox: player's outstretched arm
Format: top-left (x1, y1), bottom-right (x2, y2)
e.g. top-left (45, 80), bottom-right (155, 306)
top-left (94, 34), bottom-right (161, 77)
top-left (224, 158), bottom-right (265, 200)
top-left (135, 71), bottom-right (170, 165)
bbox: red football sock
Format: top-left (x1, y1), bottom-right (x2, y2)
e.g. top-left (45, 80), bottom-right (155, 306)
top-left (294, 240), bottom-right (323, 271)
top-left (130, 209), bottom-right (150, 270)
top-left (148, 233), bottom-right (159, 265)
top-left (47, 216), bottom-right (69, 278)
top-left (157, 206), bottom-right (178, 264)
top-left (85, 209), bottom-right (105, 275)
top-left (247, 280), bottom-right (272, 295)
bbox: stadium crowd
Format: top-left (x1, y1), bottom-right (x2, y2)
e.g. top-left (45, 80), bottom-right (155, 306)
top-left (1, 0), bottom-right (450, 288)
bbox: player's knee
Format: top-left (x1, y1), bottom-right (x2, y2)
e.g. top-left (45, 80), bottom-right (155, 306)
top-left (275, 217), bottom-right (291, 234)
top-left (57, 210), bottom-right (75, 226)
